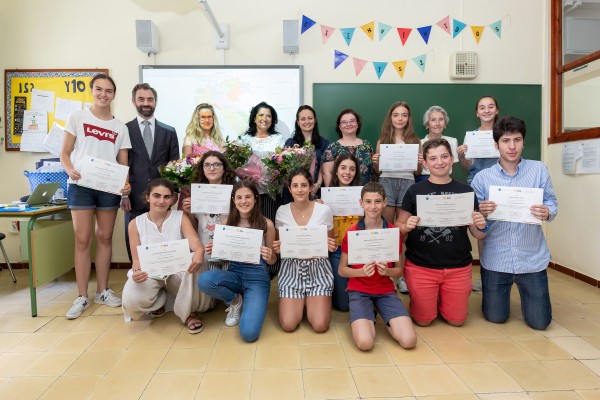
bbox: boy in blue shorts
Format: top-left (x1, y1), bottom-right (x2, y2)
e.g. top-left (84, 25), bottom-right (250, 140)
top-left (338, 182), bottom-right (416, 351)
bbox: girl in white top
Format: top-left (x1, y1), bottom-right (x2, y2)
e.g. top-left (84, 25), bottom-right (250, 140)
top-left (417, 105), bottom-right (459, 181)
top-left (60, 74), bottom-right (132, 320)
top-left (122, 178), bottom-right (205, 333)
top-left (274, 169), bottom-right (337, 333)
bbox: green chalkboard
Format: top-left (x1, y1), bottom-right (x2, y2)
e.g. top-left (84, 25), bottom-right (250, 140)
top-left (313, 83), bottom-right (541, 183)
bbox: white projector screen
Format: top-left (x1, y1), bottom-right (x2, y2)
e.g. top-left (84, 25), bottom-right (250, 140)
top-left (140, 65), bottom-right (303, 149)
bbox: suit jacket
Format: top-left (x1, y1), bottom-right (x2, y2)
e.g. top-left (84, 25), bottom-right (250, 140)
top-left (127, 118), bottom-right (180, 212)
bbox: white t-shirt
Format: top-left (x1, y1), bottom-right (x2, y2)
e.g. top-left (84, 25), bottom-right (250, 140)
top-left (136, 210), bottom-right (183, 244)
top-left (65, 108), bottom-right (131, 183)
top-left (275, 202), bottom-right (334, 230)
top-left (420, 135), bottom-right (459, 176)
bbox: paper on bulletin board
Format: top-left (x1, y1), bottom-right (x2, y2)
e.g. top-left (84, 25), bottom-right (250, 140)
top-left (30, 89), bottom-right (55, 113)
top-left (43, 122), bottom-right (65, 156)
top-left (20, 110), bottom-right (48, 152)
top-left (578, 139), bottom-right (600, 174)
top-left (54, 98), bottom-right (82, 121)
top-left (561, 142), bottom-right (581, 175)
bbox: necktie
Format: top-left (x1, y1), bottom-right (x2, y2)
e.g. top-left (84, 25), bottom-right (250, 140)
top-left (142, 120), bottom-right (153, 158)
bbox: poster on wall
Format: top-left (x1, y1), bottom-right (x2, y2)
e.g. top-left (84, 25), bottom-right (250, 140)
top-left (4, 69), bottom-right (108, 151)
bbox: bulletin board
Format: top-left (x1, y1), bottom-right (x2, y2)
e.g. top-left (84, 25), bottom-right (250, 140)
top-left (4, 69), bottom-right (108, 151)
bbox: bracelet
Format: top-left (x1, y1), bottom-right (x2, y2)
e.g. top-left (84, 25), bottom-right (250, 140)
top-left (477, 223), bottom-right (489, 233)
top-left (121, 195), bottom-right (129, 199)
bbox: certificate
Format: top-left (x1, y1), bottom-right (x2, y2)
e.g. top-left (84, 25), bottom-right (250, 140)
top-left (137, 239), bottom-right (191, 276)
top-left (464, 130), bottom-right (500, 159)
top-left (488, 186), bottom-right (544, 225)
top-left (191, 184), bottom-right (233, 214)
top-left (212, 224), bottom-right (263, 264)
top-left (77, 156), bottom-right (129, 195)
top-left (379, 144), bottom-right (419, 171)
top-left (417, 193), bottom-right (474, 227)
top-left (347, 228), bottom-right (400, 265)
top-left (321, 186), bottom-right (363, 216)
top-left (279, 225), bottom-right (328, 259)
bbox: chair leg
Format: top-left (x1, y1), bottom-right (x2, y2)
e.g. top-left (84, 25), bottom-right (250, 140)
top-left (0, 242), bottom-right (17, 283)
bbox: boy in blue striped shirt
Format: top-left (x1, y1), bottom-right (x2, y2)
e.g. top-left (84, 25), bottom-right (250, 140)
top-left (472, 116), bottom-right (558, 330)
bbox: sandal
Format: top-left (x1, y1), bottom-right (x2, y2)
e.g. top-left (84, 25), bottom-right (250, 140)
top-left (186, 312), bottom-right (204, 334)
top-left (150, 307), bottom-right (165, 318)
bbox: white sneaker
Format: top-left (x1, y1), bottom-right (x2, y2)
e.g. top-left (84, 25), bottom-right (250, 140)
top-left (472, 278), bottom-right (482, 292)
top-left (66, 296), bottom-right (90, 319)
top-left (224, 296), bottom-right (243, 327)
top-left (396, 277), bottom-right (409, 294)
top-left (94, 288), bottom-right (122, 307)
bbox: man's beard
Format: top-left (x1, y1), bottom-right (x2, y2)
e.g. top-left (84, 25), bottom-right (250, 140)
top-left (137, 105), bottom-right (155, 117)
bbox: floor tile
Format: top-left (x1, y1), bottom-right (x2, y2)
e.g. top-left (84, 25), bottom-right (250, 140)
top-left (39, 375), bottom-right (102, 400)
top-left (542, 359), bottom-right (600, 389)
top-left (449, 362), bottom-right (523, 393)
top-left (351, 366), bottom-right (413, 398)
top-left (196, 371), bottom-right (252, 400)
top-left (498, 361), bottom-right (570, 391)
top-left (20, 351), bottom-right (81, 376)
top-left (254, 345), bottom-right (301, 370)
top-left (140, 372), bottom-right (202, 400)
top-left (109, 348), bottom-right (168, 375)
top-left (472, 339), bottom-right (536, 362)
top-left (0, 376), bottom-right (56, 399)
top-left (515, 338), bottom-right (573, 360)
top-left (551, 336), bottom-right (600, 359)
top-left (64, 349), bottom-right (123, 375)
top-left (399, 364), bottom-right (471, 396)
top-left (300, 343), bottom-right (348, 369)
top-left (157, 347), bottom-right (211, 373)
top-left (302, 368), bottom-right (358, 399)
top-left (342, 342), bottom-right (394, 367)
top-left (429, 340), bottom-right (492, 363)
top-left (251, 370), bottom-right (304, 400)
top-left (89, 373), bottom-right (152, 400)
top-left (206, 345), bottom-right (256, 371)
top-left (385, 339), bottom-right (443, 365)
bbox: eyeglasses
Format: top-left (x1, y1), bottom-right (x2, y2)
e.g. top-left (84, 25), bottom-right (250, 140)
top-left (340, 119), bottom-right (357, 126)
top-left (199, 115), bottom-right (214, 121)
top-left (203, 162), bottom-right (223, 170)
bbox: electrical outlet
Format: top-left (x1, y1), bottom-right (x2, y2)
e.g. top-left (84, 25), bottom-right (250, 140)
top-left (8, 221), bottom-right (19, 233)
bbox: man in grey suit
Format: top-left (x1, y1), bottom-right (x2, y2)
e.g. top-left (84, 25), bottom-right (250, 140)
top-left (122, 83), bottom-right (180, 261)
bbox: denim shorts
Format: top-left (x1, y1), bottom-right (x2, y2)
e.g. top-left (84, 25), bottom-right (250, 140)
top-left (67, 184), bottom-right (121, 210)
top-left (348, 290), bottom-right (409, 325)
top-left (379, 177), bottom-right (415, 207)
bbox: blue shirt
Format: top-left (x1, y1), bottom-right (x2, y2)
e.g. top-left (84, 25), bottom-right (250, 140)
top-left (471, 159), bottom-right (558, 274)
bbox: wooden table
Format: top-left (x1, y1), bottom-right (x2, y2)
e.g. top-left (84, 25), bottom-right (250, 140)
top-left (0, 205), bottom-right (73, 316)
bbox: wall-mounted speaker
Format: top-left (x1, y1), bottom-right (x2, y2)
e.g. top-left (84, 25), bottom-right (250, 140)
top-left (136, 20), bottom-right (160, 54)
top-left (283, 20), bottom-right (299, 54)
top-left (449, 51), bottom-right (478, 79)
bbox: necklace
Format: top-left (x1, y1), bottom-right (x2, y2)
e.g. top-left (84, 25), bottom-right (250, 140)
top-left (148, 210), bottom-right (170, 232)
top-left (291, 202), bottom-right (312, 221)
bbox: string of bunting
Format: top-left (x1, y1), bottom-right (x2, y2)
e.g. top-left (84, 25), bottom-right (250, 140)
top-left (333, 49), bottom-right (433, 80)
top-left (301, 15), bottom-right (505, 46)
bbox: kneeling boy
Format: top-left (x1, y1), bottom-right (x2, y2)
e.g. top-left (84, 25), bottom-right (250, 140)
top-left (338, 182), bottom-right (416, 351)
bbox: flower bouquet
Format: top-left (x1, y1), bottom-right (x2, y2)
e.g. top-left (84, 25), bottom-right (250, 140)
top-left (223, 136), bottom-right (253, 170)
top-left (262, 143), bottom-right (315, 200)
top-left (159, 155), bottom-right (202, 188)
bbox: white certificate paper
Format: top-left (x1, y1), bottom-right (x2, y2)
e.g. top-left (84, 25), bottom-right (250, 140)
top-left (488, 186), bottom-right (544, 225)
top-left (77, 156), bottom-right (129, 195)
top-left (379, 144), bottom-right (419, 171)
top-left (464, 130), bottom-right (500, 159)
top-left (321, 186), bottom-right (363, 216)
top-left (279, 225), bottom-right (328, 259)
top-left (137, 239), bottom-right (191, 276)
top-left (212, 224), bottom-right (263, 264)
top-left (417, 193), bottom-right (474, 227)
top-left (191, 184), bottom-right (233, 214)
top-left (347, 228), bottom-right (400, 265)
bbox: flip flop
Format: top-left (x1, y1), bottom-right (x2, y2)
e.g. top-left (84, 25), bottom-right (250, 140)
top-left (186, 312), bottom-right (204, 334)
top-left (150, 307), bottom-right (165, 318)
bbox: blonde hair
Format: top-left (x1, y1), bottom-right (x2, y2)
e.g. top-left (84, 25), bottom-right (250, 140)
top-left (184, 103), bottom-right (224, 146)
top-left (379, 101), bottom-right (419, 145)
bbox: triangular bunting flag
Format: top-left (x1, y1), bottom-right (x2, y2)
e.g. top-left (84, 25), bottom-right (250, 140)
top-left (412, 54), bottom-right (427, 72)
top-left (373, 62), bottom-right (388, 79)
top-left (471, 26), bottom-right (484, 44)
top-left (353, 58), bottom-right (368, 76)
top-left (437, 16), bottom-right (451, 34)
top-left (392, 60), bottom-right (408, 78)
top-left (301, 15), bottom-right (317, 34)
top-left (378, 22), bottom-right (392, 40)
top-left (489, 20), bottom-right (502, 38)
top-left (321, 25), bottom-right (336, 44)
top-left (334, 50), bottom-right (349, 69)
top-left (340, 27), bottom-right (356, 46)
top-left (417, 25), bottom-right (432, 44)
top-left (396, 28), bottom-right (412, 45)
top-left (452, 19), bottom-right (467, 38)
top-left (360, 21), bottom-right (375, 40)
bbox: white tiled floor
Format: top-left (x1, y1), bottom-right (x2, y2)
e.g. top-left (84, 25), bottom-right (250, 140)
top-left (0, 267), bottom-right (600, 399)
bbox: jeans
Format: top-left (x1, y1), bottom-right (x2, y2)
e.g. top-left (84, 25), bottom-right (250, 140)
top-left (329, 248), bottom-right (349, 312)
top-left (197, 259), bottom-right (270, 342)
top-left (481, 267), bottom-right (552, 330)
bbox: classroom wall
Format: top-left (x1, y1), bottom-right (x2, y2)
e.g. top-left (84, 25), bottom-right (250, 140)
top-left (0, 0), bottom-right (597, 282)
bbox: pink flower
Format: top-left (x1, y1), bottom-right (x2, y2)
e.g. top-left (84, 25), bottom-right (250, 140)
top-left (277, 155), bottom-right (283, 163)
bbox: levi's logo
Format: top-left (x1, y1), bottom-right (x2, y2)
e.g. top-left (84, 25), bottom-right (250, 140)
top-left (84, 123), bottom-right (117, 143)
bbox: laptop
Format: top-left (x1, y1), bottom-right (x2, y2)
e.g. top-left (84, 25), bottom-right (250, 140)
top-left (25, 183), bottom-right (60, 207)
